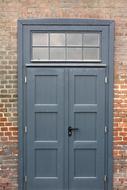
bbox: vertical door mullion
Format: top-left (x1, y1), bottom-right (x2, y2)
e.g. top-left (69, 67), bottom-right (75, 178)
top-left (68, 69), bottom-right (74, 189)
top-left (64, 68), bottom-right (69, 190)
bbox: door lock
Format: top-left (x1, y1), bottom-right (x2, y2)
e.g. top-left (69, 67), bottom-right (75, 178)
top-left (68, 126), bottom-right (79, 136)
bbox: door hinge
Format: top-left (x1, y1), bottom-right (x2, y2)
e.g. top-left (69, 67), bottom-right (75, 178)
top-left (25, 76), bottom-right (27, 83)
top-left (104, 175), bottom-right (108, 182)
top-left (105, 76), bottom-right (108, 84)
top-left (24, 126), bottom-right (27, 133)
top-left (105, 126), bottom-right (108, 134)
top-left (24, 176), bottom-right (27, 183)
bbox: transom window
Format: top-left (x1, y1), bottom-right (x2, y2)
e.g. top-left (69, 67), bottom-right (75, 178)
top-left (32, 32), bottom-right (101, 61)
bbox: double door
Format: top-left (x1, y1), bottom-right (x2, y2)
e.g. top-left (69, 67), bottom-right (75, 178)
top-left (26, 67), bottom-right (106, 190)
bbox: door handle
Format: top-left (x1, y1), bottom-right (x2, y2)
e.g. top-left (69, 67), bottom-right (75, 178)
top-left (68, 126), bottom-right (79, 136)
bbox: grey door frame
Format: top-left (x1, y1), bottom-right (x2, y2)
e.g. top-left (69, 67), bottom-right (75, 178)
top-left (18, 18), bottom-right (114, 190)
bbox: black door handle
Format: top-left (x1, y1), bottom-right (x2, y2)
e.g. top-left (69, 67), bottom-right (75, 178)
top-left (68, 126), bottom-right (79, 136)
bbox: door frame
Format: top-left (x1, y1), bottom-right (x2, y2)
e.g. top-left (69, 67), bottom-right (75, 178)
top-left (18, 19), bottom-right (114, 190)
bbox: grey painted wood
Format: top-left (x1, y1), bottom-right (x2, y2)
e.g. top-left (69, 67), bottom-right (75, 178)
top-left (107, 21), bottom-right (115, 190)
top-left (26, 68), bottom-right (65, 190)
top-left (68, 68), bottom-right (105, 190)
top-left (18, 20), bottom-right (24, 190)
top-left (64, 68), bottom-right (69, 190)
top-left (26, 63), bottom-right (106, 67)
top-left (18, 19), bottom-right (114, 190)
top-left (26, 67), bottom-right (106, 190)
top-left (18, 18), bottom-right (114, 26)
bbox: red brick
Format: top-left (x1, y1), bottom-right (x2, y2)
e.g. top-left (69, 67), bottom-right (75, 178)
top-left (9, 127), bottom-right (18, 131)
top-left (1, 127), bottom-right (8, 131)
top-left (5, 132), bottom-right (12, 136)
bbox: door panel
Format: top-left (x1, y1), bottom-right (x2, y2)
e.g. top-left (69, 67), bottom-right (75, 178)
top-left (26, 68), bottom-right (65, 190)
top-left (69, 68), bottom-right (105, 190)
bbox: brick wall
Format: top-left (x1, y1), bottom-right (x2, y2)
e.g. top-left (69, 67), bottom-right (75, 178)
top-left (0, 0), bottom-right (127, 189)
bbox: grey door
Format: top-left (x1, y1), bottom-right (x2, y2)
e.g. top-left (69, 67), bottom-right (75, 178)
top-left (68, 68), bottom-right (105, 190)
top-left (26, 67), bottom-right (105, 190)
top-left (26, 68), bottom-right (65, 190)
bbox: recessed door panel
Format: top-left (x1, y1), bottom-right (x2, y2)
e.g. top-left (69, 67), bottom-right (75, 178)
top-left (74, 112), bottom-right (97, 141)
top-left (74, 149), bottom-right (96, 177)
top-left (35, 149), bottom-right (57, 177)
top-left (74, 75), bottom-right (97, 104)
top-left (35, 75), bottom-right (57, 104)
top-left (35, 113), bottom-right (57, 141)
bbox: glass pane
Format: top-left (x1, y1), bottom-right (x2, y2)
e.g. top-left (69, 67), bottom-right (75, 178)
top-left (50, 48), bottom-right (65, 60)
top-left (32, 47), bottom-right (49, 60)
top-left (32, 33), bottom-right (48, 46)
top-left (67, 33), bottom-right (82, 46)
top-left (67, 48), bottom-right (82, 60)
top-left (50, 33), bottom-right (65, 46)
top-left (83, 48), bottom-right (100, 60)
top-left (83, 33), bottom-right (100, 46)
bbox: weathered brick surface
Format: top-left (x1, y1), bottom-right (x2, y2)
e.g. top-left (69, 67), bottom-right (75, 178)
top-left (0, 0), bottom-right (127, 189)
